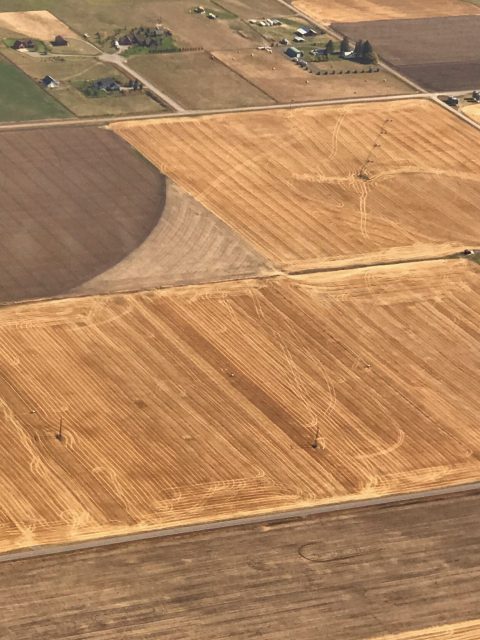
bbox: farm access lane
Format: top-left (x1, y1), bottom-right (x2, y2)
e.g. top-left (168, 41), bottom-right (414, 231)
top-left (99, 53), bottom-right (187, 112)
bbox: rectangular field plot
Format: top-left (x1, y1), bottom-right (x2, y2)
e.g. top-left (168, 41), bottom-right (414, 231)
top-left (0, 58), bottom-right (70, 122)
top-left (334, 15), bottom-right (480, 91)
top-left (214, 48), bottom-right (412, 103)
top-left (295, 0), bottom-right (480, 24)
top-left (112, 100), bottom-right (480, 272)
top-left (128, 51), bottom-right (275, 110)
top-left (0, 52), bottom-right (164, 117)
top-left (0, 258), bottom-right (479, 552)
top-left (2, 493), bottom-right (480, 639)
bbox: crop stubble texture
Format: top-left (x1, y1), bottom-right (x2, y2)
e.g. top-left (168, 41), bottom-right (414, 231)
top-left (0, 259), bottom-right (479, 551)
top-left (294, 0), bottom-right (480, 24)
top-left (111, 100), bottom-right (480, 272)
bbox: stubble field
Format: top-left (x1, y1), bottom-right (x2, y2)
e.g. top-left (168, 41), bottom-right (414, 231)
top-left (0, 258), bottom-right (479, 552)
top-left (112, 100), bottom-right (480, 272)
top-left (294, 0), bottom-right (480, 24)
top-left (128, 51), bottom-right (275, 110)
top-left (0, 10), bottom-right (77, 41)
top-left (0, 125), bottom-right (268, 303)
top-left (213, 48), bottom-right (412, 103)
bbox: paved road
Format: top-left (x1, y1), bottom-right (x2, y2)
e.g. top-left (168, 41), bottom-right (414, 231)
top-left (0, 90), bottom-right (472, 132)
top-left (99, 53), bottom-right (186, 112)
top-left (1, 480), bottom-right (480, 564)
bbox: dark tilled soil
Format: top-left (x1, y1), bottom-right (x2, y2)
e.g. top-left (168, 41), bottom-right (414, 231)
top-left (334, 15), bottom-right (480, 90)
top-left (0, 126), bottom-right (165, 304)
top-left (1, 492), bottom-right (479, 639)
top-left (397, 61), bottom-right (480, 92)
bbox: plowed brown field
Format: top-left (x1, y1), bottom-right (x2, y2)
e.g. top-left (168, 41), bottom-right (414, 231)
top-left (0, 258), bottom-right (479, 552)
top-left (294, 0), bottom-right (480, 24)
top-left (112, 100), bottom-right (480, 272)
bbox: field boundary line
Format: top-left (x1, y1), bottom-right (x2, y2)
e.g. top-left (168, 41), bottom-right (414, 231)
top-left (0, 93), bottom-right (447, 132)
top-left (277, 0), bottom-right (427, 94)
top-left (2, 481), bottom-right (480, 564)
top-left (209, 50), bottom-right (278, 104)
top-left (288, 249), bottom-right (477, 276)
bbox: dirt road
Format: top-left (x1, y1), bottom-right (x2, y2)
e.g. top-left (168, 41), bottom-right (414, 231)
top-left (99, 53), bottom-right (186, 112)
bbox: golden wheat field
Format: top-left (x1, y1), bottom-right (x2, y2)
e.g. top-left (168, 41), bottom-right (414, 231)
top-left (372, 620), bottom-right (480, 640)
top-left (0, 10), bottom-right (77, 41)
top-left (0, 257), bottom-right (479, 552)
top-left (294, 0), bottom-right (480, 24)
top-left (111, 100), bottom-right (480, 273)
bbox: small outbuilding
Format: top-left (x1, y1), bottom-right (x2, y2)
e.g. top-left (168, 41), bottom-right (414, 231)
top-left (52, 35), bottom-right (68, 46)
top-left (41, 75), bottom-right (60, 88)
top-left (285, 46), bottom-right (302, 59)
top-left (295, 26), bottom-right (317, 37)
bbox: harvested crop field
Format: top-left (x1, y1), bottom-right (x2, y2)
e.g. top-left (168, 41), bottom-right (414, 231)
top-left (218, 0), bottom-right (296, 19)
top-left (2, 492), bottom-right (480, 639)
top-left (463, 102), bottom-right (480, 123)
top-left (0, 258), bottom-right (479, 552)
top-left (213, 48), bottom-right (411, 102)
top-left (112, 100), bottom-right (480, 272)
top-left (0, 126), bottom-right (165, 303)
top-left (294, 0), bottom-right (480, 24)
top-left (0, 10), bottom-right (77, 41)
top-left (334, 15), bottom-right (480, 91)
top-left (128, 51), bottom-right (274, 110)
top-left (146, 0), bottom-right (262, 50)
top-left (74, 178), bottom-right (271, 296)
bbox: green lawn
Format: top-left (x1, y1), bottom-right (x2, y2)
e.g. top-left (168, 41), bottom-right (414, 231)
top-left (0, 52), bottom-right (163, 117)
top-left (0, 57), bottom-right (71, 121)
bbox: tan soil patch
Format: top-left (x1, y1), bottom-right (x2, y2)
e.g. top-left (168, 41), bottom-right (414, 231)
top-left (0, 10), bottom-right (77, 41)
top-left (75, 178), bottom-right (271, 295)
top-left (294, 0), bottom-right (480, 25)
top-left (214, 48), bottom-right (412, 103)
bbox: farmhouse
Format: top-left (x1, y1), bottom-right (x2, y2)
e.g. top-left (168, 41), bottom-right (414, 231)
top-left (285, 46), bottom-right (302, 58)
top-left (119, 35), bottom-right (134, 46)
top-left (93, 78), bottom-right (121, 92)
top-left (117, 26), bottom-right (174, 50)
top-left (52, 35), bottom-right (68, 46)
top-left (41, 75), bottom-right (59, 88)
top-left (12, 39), bottom-right (35, 50)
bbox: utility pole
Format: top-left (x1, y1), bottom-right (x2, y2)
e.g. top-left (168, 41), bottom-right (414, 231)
top-left (55, 416), bottom-right (63, 442)
top-left (311, 423), bottom-right (320, 449)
